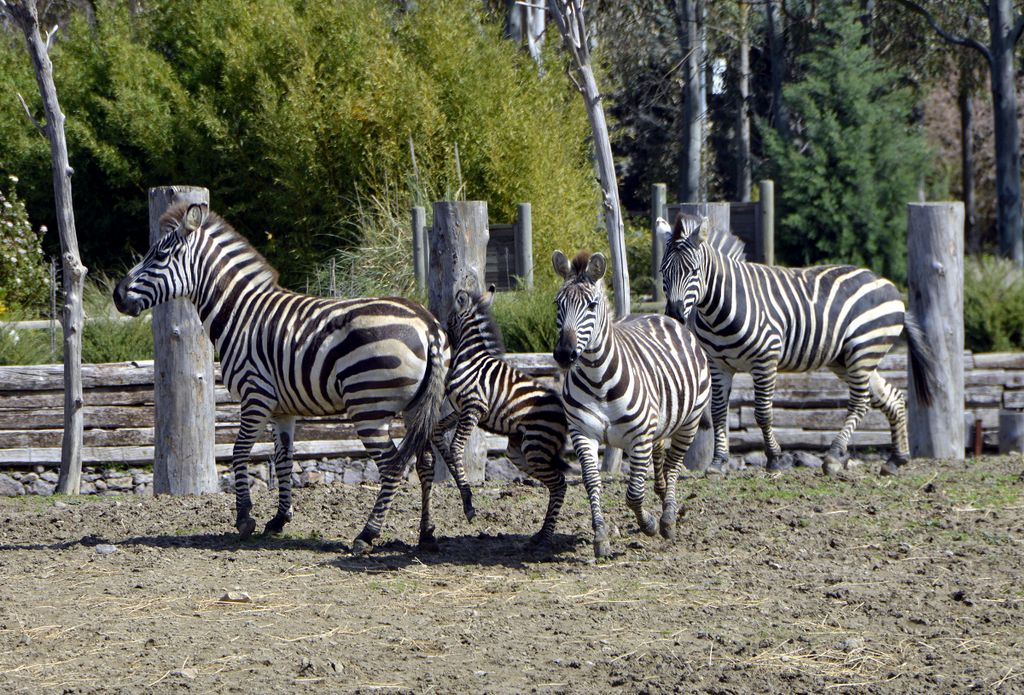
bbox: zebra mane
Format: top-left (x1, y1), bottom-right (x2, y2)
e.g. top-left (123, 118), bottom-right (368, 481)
top-left (456, 289), bottom-right (506, 356)
top-left (158, 202), bottom-right (281, 287)
top-left (569, 251), bottom-right (605, 284)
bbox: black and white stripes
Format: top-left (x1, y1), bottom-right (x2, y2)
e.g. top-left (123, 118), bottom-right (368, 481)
top-left (114, 203), bottom-right (447, 551)
top-left (553, 250), bottom-right (711, 558)
top-left (439, 284), bottom-right (569, 546)
top-left (661, 213), bottom-right (939, 476)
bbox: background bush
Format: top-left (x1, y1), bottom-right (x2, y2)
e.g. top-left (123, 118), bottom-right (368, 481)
top-left (0, 175), bottom-right (49, 315)
top-left (963, 255), bottom-right (1024, 353)
top-left (0, 0), bottom-right (601, 288)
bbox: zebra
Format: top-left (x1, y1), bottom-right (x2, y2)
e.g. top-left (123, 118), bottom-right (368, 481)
top-left (113, 202), bottom-right (449, 554)
top-left (660, 213), bottom-right (940, 477)
top-left (438, 281), bottom-right (569, 547)
top-left (553, 250), bottom-right (711, 558)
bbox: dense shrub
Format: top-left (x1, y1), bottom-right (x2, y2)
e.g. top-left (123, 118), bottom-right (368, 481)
top-left (963, 255), bottom-right (1024, 353)
top-left (761, 3), bottom-right (928, 284)
top-left (0, 176), bottom-right (49, 315)
top-left (491, 279), bottom-right (561, 355)
top-left (0, 0), bottom-right (601, 286)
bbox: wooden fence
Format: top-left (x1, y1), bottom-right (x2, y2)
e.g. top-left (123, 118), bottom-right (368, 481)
top-left (0, 350), bottom-right (1020, 468)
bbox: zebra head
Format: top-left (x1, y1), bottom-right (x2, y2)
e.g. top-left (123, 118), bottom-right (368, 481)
top-left (552, 250), bottom-right (608, 369)
top-left (661, 213), bottom-right (709, 323)
top-left (113, 203), bottom-right (208, 317)
top-left (449, 282), bottom-right (504, 355)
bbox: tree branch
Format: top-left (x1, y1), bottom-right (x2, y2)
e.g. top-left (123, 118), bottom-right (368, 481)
top-left (17, 92), bottom-right (46, 134)
top-left (1012, 10), bottom-right (1024, 46)
top-left (895, 0), bottom-right (992, 65)
top-left (44, 23), bottom-right (57, 51)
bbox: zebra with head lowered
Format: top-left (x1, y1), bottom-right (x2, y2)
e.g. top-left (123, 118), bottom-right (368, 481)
top-left (660, 213), bottom-right (940, 476)
top-left (439, 281), bottom-right (569, 547)
top-left (553, 250), bottom-right (711, 558)
top-left (114, 203), bottom-right (449, 554)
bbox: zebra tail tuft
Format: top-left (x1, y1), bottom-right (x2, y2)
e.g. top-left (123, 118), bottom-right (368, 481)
top-left (904, 311), bottom-right (938, 407)
top-left (390, 328), bottom-right (448, 477)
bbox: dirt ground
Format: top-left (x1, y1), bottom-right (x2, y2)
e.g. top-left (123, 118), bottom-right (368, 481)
top-left (0, 455), bottom-right (1022, 694)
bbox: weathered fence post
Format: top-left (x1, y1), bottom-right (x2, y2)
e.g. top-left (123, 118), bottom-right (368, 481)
top-left (907, 202), bottom-right (964, 460)
top-left (149, 186), bottom-right (218, 494)
top-left (429, 201), bottom-right (488, 483)
top-left (515, 202), bottom-right (534, 290)
top-left (651, 183), bottom-right (667, 303)
top-left (411, 205), bottom-right (427, 293)
top-left (675, 202), bottom-right (731, 241)
top-left (758, 179), bottom-right (775, 266)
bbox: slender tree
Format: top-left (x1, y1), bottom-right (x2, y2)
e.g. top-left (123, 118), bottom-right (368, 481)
top-left (674, 0), bottom-right (704, 202)
top-left (735, 0), bottom-right (752, 201)
top-left (2, 0), bottom-right (87, 494)
top-left (897, 0), bottom-right (1024, 265)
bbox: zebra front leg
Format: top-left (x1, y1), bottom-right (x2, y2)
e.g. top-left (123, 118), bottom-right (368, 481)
top-left (652, 439), bottom-right (667, 503)
top-left (707, 365), bottom-right (733, 473)
top-left (751, 361), bottom-right (791, 471)
top-left (414, 449), bottom-right (440, 551)
top-left (624, 441), bottom-right (657, 537)
top-left (660, 416), bottom-right (700, 540)
top-left (823, 370), bottom-right (872, 476)
top-left (263, 416), bottom-right (296, 536)
top-left (869, 371), bottom-right (909, 476)
top-left (570, 429), bottom-right (611, 558)
top-left (352, 425), bottom-right (405, 555)
top-left (231, 405), bottom-right (270, 539)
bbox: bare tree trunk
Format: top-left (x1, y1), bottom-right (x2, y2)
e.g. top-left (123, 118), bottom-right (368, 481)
top-left (505, 0), bottom-right (544, 66)
top-left (959, 78), bottom-right (977, 252)
top-left (547, 0), bottom-right (630, 318)
top-left (3, 0), bottom-right (87, 495)
top-left (765, 0), bottom-right (789, 140)
top-left (676, 0), bottom-right (702, 202)
top-left (735, 0), bottom-right (752, 202)
top-left (989, 0), bottom-right (1022, 264)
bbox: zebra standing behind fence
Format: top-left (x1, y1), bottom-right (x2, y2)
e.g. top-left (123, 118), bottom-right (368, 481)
top-left (113, 203), bottom-right (450, 554)
top-left (553, 250), bottom-right (711, 558)
top-left (439, 282), bottom-right (569, 547)
top-left (660, 213), bottom-right (941, 476)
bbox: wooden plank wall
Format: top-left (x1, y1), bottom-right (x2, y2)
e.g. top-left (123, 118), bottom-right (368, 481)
top-left (1, 351), bottom-right (1021, 467)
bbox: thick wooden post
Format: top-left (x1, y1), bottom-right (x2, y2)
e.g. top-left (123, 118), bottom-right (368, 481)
top-left (411, 206), bottom-right (427, 293)
top-left (907, 202), bottom-right (964, 460)
top-left (429, 201), bottom-right (488, 483)
top-left (651, 183), bottom-right (667, 303)
top-left (676, 203), bottom-right (730, 240)
top-left (149, 186), bottom-right (218, 494)
top-left (758, 180), bottom-right (775, 265)
top-left (514, 202), bottom-right (533, 290)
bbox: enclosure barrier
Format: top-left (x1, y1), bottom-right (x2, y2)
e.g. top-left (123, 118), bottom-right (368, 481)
top-left (1, 350), bottom-right (1020, 469)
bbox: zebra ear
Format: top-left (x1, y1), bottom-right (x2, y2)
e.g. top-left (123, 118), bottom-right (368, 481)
top-left (480, 284), bottom-right (496, 309)
top-left (697, 216), bottom-right (710, 243)
top-left (552, 250), bottom-right (570, 279)
top-left (183, 204), bottom-right (207, 234)
top-left (587, 253), bottom-right (607, 281)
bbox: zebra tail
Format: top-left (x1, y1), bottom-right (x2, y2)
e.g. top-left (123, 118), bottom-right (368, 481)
top-left (550, 453), bottom-right (571, 474)
top-left (904, 311), bottom-right (938, 407)
top-left (390, 328), bottom-right (448, 476)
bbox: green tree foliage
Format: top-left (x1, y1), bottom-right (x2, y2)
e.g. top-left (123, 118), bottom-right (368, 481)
top-left (0, 175), bottom-right (49, 314)
top-left (0, 0), bottom-right (599, 286)
top-left (761, 3), bottom-right (928, 283)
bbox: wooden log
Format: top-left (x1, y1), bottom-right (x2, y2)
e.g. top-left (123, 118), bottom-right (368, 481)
top-left (907, 202), bottom-right (965, 460)
top-left (651, 183), bottom-right (667, 303)
top-left (514, 203), bottom-right (534, 290)
top-left (429, 201), bottom-right (489, 483)
top-left (998, 409), bottom-right (1024, 453)
top-left (149, 186), bottom-right (219, 494)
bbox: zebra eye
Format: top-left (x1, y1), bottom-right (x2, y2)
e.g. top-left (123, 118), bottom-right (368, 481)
top-left (587, 299), bottom-right (598, 310)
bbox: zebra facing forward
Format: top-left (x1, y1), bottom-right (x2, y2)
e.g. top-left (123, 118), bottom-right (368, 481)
top-left (553, 250), bottom-right (711, 558)
top-left (113, 203), bottom-right (449, 553)
top-left (440, 282), bottom-right (569, 547)
top-left (660, 213), bottom-right (940, 476)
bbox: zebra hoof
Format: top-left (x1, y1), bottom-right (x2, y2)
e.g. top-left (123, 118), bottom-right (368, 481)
top-left (351, 538), bottom-right (373, 556)
top-left (528, 531), bottom-right (553, 549)
top-left (822, 455), bottom-right (844, 476)
top-left (235, 516), bottom-right (256, 540)
top-left (593, 538), bottom-right (612, 559)
top-left (659, 519), bottom-right (676, 541)
top-left (766, 452), bottom-right (793, 472)
top-left (262, 515), bottom-right (289, 536)
top-left (639, 513), bottom-right (658, 537)
top-left (418, 536), bottom-right (440, 553)
top-left (463, 501), bottom-right (476, 523)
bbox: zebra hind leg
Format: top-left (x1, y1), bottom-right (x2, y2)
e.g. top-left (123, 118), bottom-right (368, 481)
top-left (869, 371), bottom-right (909, 476)
top-left (514, 440), bottom-right (566, 549)
top-left (414, 450), bottom-right (440, 552)
top-left (352, 426), bottom-right (404, 555)
top-left (435, 410), bottom-right (475, 521)
top-left (264, 417), bottom-right (297, 535)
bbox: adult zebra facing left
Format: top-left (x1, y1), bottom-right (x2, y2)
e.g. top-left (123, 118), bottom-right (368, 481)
top-left (113, 202), bottom-right (450, 553)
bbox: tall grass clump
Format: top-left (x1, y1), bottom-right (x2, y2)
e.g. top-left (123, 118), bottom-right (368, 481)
top-left (491, 278), bottom-right (560, 354)
top-left (963, 255), bottom-right (1024, 352)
